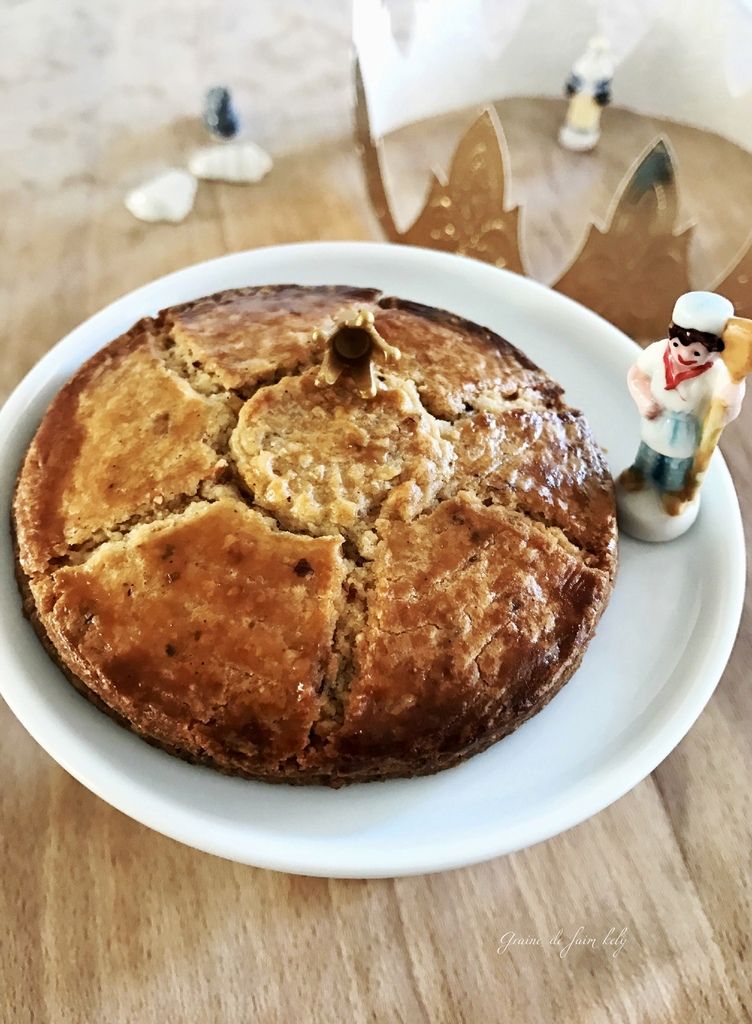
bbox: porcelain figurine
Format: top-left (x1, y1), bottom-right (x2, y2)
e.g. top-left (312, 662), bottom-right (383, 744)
top-left (559, 37), bottom-right (613, 153)
top-left (203, 86), bottom-right (241, 140)
top-left (616, 291), bottom-right (752, 541)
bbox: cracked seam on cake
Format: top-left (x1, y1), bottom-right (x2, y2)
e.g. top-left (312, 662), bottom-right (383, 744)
top-left (371, 490), bottom-right (609, 586)
top-left (297, 554), bottom-right (371, 760)
top-left (422, 391), bottom-right (613, 568)
top-left (407, 386), bottom-right (610, 565)
top-left (156, 315), bottom-right (326, 402)
top-left (31, 319), bottom-right (251, 568)
top-left (153, 317), bottom-right (231, 398)
top-left (469, 487), bottom-right (605, 567)
top-left (45, 490), bottom-right (225, 571)
top-left (301, 472), bottom-right (608, 756)
top-left (477, 492), bottom-right (611, 571)
top-left (414, 380), bottom-right (566, 426)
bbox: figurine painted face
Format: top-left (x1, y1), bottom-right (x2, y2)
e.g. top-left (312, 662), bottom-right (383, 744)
top-left (667, 325), bottom-right (722, 369)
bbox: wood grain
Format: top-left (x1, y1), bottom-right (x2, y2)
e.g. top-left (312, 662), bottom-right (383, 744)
top-left (1, 53), bottom-right (750, 1024)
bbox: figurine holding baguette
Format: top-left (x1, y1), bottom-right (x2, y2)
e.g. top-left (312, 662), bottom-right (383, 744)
top-left (616, 291), bottom-right (752, 541)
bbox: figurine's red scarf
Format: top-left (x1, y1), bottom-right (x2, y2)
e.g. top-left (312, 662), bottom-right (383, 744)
top-left (663, 343), bottom-right (713, 390)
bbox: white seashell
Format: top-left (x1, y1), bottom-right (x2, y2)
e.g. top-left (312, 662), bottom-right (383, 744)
top-left (124, 169), bottom-right (197, 223)
top-left (188, 142), bottom-right (273, 184)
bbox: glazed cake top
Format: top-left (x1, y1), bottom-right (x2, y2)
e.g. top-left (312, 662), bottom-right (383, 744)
top-left (13, 285), bottom-right (616, 773)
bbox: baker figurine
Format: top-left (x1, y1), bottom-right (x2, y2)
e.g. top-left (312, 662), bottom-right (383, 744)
top-left (616, 291), bottom-right (752, 541)
top-left (558, 37), bottom-right (613, 152)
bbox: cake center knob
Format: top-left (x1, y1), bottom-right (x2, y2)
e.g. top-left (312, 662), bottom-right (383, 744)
top-left (313, 308), bottom-right (401, 399)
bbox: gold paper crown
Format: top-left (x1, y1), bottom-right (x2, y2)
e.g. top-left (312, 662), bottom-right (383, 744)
top-left (354, 61), bottom-right (751, 341)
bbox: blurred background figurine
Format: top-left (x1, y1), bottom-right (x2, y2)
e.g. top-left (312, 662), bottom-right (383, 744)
top-left (616, 291), bottom-right (752, 541)
top-left (558, 37), bottom-right (613, 152)
top-left (203, 86), bottom-right (241, 140)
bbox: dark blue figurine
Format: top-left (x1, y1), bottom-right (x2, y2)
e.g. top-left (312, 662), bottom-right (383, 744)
top-left (203, 87), bottom-right (241, 140)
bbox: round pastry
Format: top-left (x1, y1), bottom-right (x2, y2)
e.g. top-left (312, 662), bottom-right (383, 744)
top-left (13, 285), bottom-right (616, 786)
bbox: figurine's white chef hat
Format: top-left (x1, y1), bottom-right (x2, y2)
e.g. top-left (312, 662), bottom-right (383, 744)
top-left (573, 36), bottom-right (614, 84)
top-left (672, 292), bottom-right (734, 336)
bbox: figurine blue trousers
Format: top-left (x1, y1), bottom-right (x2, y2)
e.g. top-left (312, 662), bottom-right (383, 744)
top-left (635, 409), bottom-right (698, 492)
top-left (634, 442), bottom-right (693, 492)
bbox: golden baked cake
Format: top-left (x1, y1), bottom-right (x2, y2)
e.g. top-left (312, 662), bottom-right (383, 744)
top-left (13, 285), bottom-right (616, 785)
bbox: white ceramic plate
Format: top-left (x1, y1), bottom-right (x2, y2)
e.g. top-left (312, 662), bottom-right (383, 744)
top-left (0, 243), bottom-right (745, 877)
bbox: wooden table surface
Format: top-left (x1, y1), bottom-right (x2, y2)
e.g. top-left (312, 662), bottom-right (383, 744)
top-left (1, 23), bottom-right (751, 1020)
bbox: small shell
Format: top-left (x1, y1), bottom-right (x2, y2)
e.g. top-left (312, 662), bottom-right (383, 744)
top-left (124, 169), bottom-right (197, 224)
top-left (188, 142), bottom-right (273, 184)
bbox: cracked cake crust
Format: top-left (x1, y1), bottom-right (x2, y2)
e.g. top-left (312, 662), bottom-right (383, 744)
top-left (12, 284), bottom-right (617, 786)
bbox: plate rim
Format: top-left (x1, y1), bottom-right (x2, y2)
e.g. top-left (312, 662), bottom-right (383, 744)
top-left (0, 240), bottom-right (745, 877)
